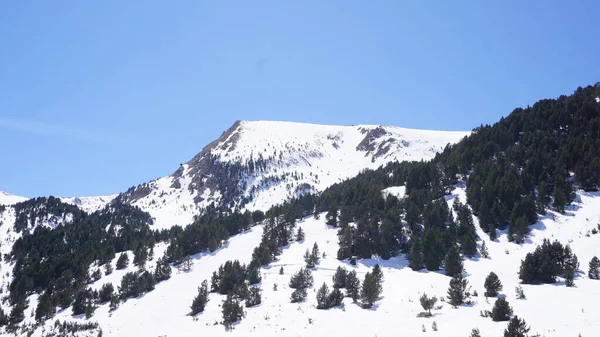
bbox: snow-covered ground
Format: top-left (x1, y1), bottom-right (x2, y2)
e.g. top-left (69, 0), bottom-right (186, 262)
top-left (17, 186), bottom-right (600, 337)
top-left (130, 121), bottom-right (468, 229)
top-left (0, 191), bottom-right (28, 205)
top-left (60, 195), bottom-right (118, 213)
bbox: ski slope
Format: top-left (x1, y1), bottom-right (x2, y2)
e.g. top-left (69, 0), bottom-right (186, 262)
top-left (20, 186), bottom-right (600, 337)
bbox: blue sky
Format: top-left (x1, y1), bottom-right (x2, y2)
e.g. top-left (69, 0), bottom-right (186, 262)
top-left (1, 1), bottom-right (599, 198)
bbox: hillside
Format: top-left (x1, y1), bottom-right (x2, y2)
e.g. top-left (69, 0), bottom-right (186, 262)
top-left (0, 84), bottom-right (599, 337)
top-left (116, 120), bottom-right (468, 229)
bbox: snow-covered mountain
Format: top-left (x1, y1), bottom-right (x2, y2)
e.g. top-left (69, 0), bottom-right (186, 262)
top-left (117, 120), bottom-right (468, 229)
top-left (0, 191), bottom-right (28, 206)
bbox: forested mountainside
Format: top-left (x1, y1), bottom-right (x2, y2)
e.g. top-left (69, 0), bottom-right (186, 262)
top-left (0, 83), bottom-right (599, 336)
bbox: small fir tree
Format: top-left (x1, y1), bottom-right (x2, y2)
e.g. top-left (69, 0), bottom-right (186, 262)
top-left (503, 316), bottom-right (530, 337)
top-left (360, 272), bottom-right (382, 308)
top-left (290, 288), bottom-right (307, 303)
top-left (409, 237), bottom-right (424, 271)
top-left (515, 286), bottom-right (526, 299)
top-left (332, 266), bottom-right (348, 289)
top-left (480, 241), bottom-right (490, 258)
top-left (316, 283), bottom-right (331, 309)
top-left (279, 266), bottom-right (284, 275)
top-left (588, 256), bottom-right (600, 279)
top-left (190, 280), bottom-right (209, 315)
top-left (484, 272), bottom-right (503, 297)
top-left (446, 274), bottom-right (469, 307)
top-left (345, 270), bottom-right (361, 303)
top-left (565, 265), bottom-right (575, 287)
top-left (116, 253), bottom-right (129, 270)
top-left (491, 297), bottom-right (513, 322)
top-left (419, 293), bottom-right (437, 316)
top-left (245, 286), bottom-right (262, 307)
top-left (222, 294), bottom-right (244, 329)
top-left (372, 264), bottom-right (383, 282)
top-left (470, 328), bottom-right (481, 337)
top-left (444, 246), bottom-right (463, 277)
top-left (296, 227), bottom-right (305, 241)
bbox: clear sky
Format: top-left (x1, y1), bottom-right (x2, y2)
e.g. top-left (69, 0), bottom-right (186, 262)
top-left (1, 1), bottom-right (599, 198)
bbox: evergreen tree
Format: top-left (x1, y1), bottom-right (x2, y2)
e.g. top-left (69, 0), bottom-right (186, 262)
top-left (444, 245), bottom-right (464, 277)
top-left (470, 328), bottom-right (481, 337)
top-left (245, 286), bottom-right (261, 307)
top-left (304, 249), bottom-right (316, 268)
top-left (537, 181), bottom-right (548, 214)
top-left (9, 298), bottom-right (26, 325)
top-left (484, 272), bottom-right (503, 297)
top-left (325, 206), bottom-right (338, 226)
top-left (289, 268), bottom-right (314, 289)
top-left (98, 283), bottom-right (115, 303)
top-left (312, 243), bottom-right (320, 263)
top-left (503, 316), bottom-right (530, 337)
top-left (181, 255), bottom-right (193, 272)
top-left (491, 298), bottom-right (513, 321)
top-left (279, 266), bottom-right (284, 275)
top-left (222, 294), bottom-right (244, 329)
top-left (104, 263), bottom-right (113, 275)
top-left (422, 228), bottom-right (445, 271)
top-left (316, 283), bottom-right (330, 309)
top-left (446, 274), bottom-right (469, 307)
top-left (116, 253), bottom-right (129, 270)
top-left (190, 280), bottom-right (209, 315)
top-left (515, 286), bottom-right (526, 300)
top-left (345, 270), bottom-right (361, 303)
top-left (332, 266), bottom-right (348, 289)
top-left (409, 236), bottom-right (424, 271)
top-left (247, 266), bottom-right (262, 285)
top-left (296, 227), bottom-right (305, 241)
top-left (290, 288), bottom-right (307, 303)
top-left (133, 245), bottom-right (148, 268)
top-left (208, 237), bottom-right (219, 252)
top-left (328, 287), bottom-right (344, 308)
top-left (419, 293), bottom-right (437, 316)
top-left (35, 292), bottom-right (54, 321)
top-left (565, 265), bottom-right (575, 287)
top-left (480, 241), bottom-right (490, 258)
top-left (360, 272), bottom-right (382, 308)
top-left (154, 257), bottom-right (172, 282)
top-left (589, 256), bottom-right (600, 279)
top-left (372, 264), bottom-right (383, 282)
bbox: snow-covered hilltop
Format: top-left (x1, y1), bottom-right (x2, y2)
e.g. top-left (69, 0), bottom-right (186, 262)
top-left (118, 120), bottom-right (468, 229)
top-left (0, 191), bottom-right (28, 206)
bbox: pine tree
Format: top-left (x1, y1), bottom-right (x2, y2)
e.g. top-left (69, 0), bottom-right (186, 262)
top-left (304, 249), bottom-right (315, 268)
top-left (154, 257), bottom-right (172, 282)
top-left (279, 266), bottom-right (284, 275)
top-left (35, 292), bottom-right (54, 321)
top-left (360, 272), bottom-right (382, 308)
top-left (208, 237), bottom-right (219, 252)
top-left (345, 270), bottom-right (361, 303)
top-left (190, 280), bottom-right (209, 315)
top-left (422, 228), bottom-right (445, 271)
top-left (296, 227), bottom-right (305, 241)
top-left (247, 266), bottom-right (262, 285)
top-left (290, 288), bottom-right (307, 303)
top-left (104, 263), bottom-right (113, 275)
top-left (446, 274), bottom-right (469, 307)
top-left (444, 245), bottom-right (463, 277)
top-left (222, 294), bottom-right (244, 329)
top-left (372, 264), bottom-right (383, 282)
top-left (480, 241), bottom-right (490, 258)
top-left (325, 206), bottom-right (338, 226)
top-left (489, 222), bottom-right (497, 241)
top-left (312, 243), bottom-right (320, 263)
top-left (564, 245), bottom-right (579, 271)
top-left (409, 237), bottom-right (424, 271)
top-left (470, 328), bottom-right (481, 337)
top-left (245, 286), bottom-right (262, 307)
top-left (116, 253), bottom-right (129, 270)
top-left (99, 283), bottom-right (115, 303)
top-left (316, 283), bottom-right (331, 309)
top-left (565, 265), bottom-right (575, 287)
top-left (484, 272), bottom-right (503, 297)
top-left (181, 255), bottom-right (193, 272)
top-left (537, 181), bottom-right (548, 214)
top-left (289, 268), bottom-right (313, 289)
top-left (332, 266), bottom-right (348, 289)
top-left (503, 316), bottom-right (530, 337)
top-left (491, 298), bottom-right (513, 321)
top-left (589, 256), bottom-right (600, 279)
top-left (133, 245), bottom-right (148, 268)
top-left (419, 293), bottom-right (437, 316)
top-left (328, 287), bottom-right (344, 308)
top-left (515, 286), bottom-right (526, 299)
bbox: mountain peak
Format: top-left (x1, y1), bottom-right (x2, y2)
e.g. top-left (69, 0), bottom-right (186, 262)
top-left (116, 120), bottom-right (468, 229)
top-left (0, 190), bottom-right (28, 206)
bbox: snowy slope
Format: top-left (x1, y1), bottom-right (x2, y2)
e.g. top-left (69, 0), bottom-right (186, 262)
top-left (17, 186), bottom-right (600, 337)
top-left (0, 191), bottom-right (28, 205)
top-left (60, 195), bottom-right (118, 213)
top-left (124, 121), bottom-right (468, 229)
